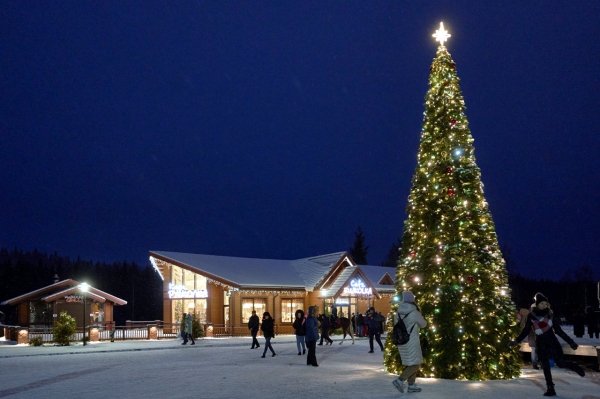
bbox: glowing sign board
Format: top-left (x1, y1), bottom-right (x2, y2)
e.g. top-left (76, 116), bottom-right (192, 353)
top-left (168, 283), bottom-right (208, 299)
top-left (343, 278), bottom-right (372, 296)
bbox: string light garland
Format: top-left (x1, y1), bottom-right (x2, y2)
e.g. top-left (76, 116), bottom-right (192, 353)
top-left (383, 23), bottom-right (521, 381)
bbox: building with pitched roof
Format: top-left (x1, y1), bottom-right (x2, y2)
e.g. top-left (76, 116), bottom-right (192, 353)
top-left (0, 277), bottom-right (127, 330)
top-left (149, 250), bottom-right (396, 334)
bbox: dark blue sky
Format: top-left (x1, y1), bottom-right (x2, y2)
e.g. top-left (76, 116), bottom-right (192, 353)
top-left (1, 2), bottom-right (599, 279)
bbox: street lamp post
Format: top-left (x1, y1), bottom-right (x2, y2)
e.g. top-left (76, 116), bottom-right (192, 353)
top-left (80, 283), bottom-right (89, 346)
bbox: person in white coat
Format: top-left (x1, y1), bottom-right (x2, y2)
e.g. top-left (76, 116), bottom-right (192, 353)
top-left (392, 291), bottom-right (427, 394)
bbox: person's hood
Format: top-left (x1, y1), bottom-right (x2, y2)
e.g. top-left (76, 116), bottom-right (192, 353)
top-left (397, 301), bottom-right (417, 316)
top-left (295, 309), bottom-right (305, 319)
top-left (308, 306), bottom-right (314, 317)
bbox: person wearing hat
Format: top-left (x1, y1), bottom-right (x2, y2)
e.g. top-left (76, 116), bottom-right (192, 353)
top-left (365, 306), bottom-right (385, 353)
top-left (392, 291), bottom-right (427, 394)
top-left (510, 292), bottom-right (585, 396)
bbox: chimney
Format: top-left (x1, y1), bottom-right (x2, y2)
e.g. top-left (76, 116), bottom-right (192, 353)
top-left (53, 274), bottom-right (59, 284)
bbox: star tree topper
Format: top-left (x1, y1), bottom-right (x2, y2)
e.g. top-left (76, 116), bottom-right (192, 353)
top-left (433, 22), bottom-right (451, 46)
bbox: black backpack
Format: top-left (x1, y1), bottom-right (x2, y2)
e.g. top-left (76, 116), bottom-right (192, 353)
top-left (393, 311), bottom-right (415, 346)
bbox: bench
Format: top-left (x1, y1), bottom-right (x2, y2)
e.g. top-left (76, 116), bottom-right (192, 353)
top-left (519, 342), bottom-right (599, 368)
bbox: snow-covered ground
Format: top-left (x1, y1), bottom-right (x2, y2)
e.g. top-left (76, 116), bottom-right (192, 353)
top-left (0, 331), bottom-right (598, 399)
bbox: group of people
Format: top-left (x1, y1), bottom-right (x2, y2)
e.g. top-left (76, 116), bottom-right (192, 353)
top-left (247, 307), bottom-right (320, 366)
top-left (179, 312), bottom-right (195, 345)
top-left (572, 306), bottom-right (600, 339)
top-left (240, 290), bottom-right (591, 397)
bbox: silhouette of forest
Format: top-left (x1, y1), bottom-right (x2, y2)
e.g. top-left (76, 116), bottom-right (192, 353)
top-left (0, 247), bottom-right (162, 325)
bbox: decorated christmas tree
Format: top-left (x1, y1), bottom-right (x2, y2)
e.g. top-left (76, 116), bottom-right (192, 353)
top-left (383, 23), bottom-right (521, 380)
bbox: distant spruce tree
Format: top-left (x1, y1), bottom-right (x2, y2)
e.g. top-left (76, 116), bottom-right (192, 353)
top-left (349, 226), bottom-right (369, 265)
top-left (380, 237), bottom-right (402, 267)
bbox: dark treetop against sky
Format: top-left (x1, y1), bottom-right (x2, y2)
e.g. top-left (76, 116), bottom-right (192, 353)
top-left (2, 2), bottom-right (599, 280)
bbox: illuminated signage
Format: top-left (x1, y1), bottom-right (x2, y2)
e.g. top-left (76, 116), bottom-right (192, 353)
top-left (343, 278), bottom-right (372, 296)
top-left (168, 283), bottom-right (208, 299)
top-left (65, 295), bottom-right (83, 303)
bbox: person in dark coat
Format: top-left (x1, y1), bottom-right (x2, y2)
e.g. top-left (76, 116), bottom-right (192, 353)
top-left (573, 308), bottom-right (585, 338)
top-left (248, 310), bottom-right (260, 349)
top-left (318, 314), bottom-right (333, 345)
top-left (260, 312), bottom-right (276, 358)
top-left (357, 313), bottom-right (365, 337)
top-left (331, 304), bottom-right (338, 327)
top-left (510, 293), bottom-right (585, 397)
top-left (305, 306), bottom-right (319, 367)
top-left (585, 306), bottom-right (599, 339)
top-left (365, 306), bottom-right (384, 353)
top-left (293, 309), bottom-right (306, 355)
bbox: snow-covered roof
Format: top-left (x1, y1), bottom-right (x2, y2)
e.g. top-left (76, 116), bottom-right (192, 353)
top-left (151, 251), bottom-right (351, 290)
top-left (292, 252), bottom-right (348, 290)
top-left (0, 279), bottom-right (127, 306)
top-left (149, 250), bottom-right (396, 295)
top-left (360, 265), bottom-right (397, 292)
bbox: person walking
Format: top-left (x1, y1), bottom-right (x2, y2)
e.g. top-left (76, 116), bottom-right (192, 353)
top-left (510, 292), bottom-right (585, 396)
top-left (585, 306), bottom-right (599, 339)
top-left (185, 312), bottom-right (195, 345)
top-left (260, 312), bottom-right (276, 358)
top-left (293, 309), bottom-right (306, 355)
top-left (318, 314), bottom-right (333, 345)
top-left (180, 313), bottom-right (188, 345)
top-left (365, 306), bottom-right (384, 353)
top-left (392, 291), bottom-right (427, 394)
top-left (248, 310), bottom-right (260, 349)
top-left (305, 306), bottom-right (319, 367)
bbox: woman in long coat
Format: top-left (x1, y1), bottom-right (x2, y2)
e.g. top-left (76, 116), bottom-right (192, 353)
top-left (511, 293), bottom-right (584, 396)
top-left (392, 291), bottom-right (427, 394)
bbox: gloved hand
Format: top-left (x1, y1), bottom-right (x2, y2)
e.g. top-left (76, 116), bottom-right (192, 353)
top-left (508, 340), bottom-right (519, 347)
top-left (570, 342), bottom-right (578, 350)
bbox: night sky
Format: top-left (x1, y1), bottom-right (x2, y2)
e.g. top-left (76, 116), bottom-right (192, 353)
top-left (2, 2), bottom-right (599, 280)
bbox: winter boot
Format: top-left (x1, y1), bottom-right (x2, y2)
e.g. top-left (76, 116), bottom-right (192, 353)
top-left (543, 383), bottom-right (556, 397)
top-left (407, 384), bottom-right (422, 393)
top-left (392, 378), bottom-right (405, 393)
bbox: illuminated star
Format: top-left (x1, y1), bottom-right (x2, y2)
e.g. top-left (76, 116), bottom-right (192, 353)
top-left (433, 22), bottom-right (451, 46)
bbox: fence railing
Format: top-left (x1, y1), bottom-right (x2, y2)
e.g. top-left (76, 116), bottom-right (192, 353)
top-left (18, 321), bottom-right (296, 344)
top-left (210, 323), bottom-right (295, 337)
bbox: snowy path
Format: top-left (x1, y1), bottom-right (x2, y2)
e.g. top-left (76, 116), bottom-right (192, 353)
top-left (0, 335), bottom-right (598, 399)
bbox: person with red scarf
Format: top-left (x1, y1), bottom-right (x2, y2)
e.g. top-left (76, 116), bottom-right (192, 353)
top-left (510, 293), bottom-right (585, 396)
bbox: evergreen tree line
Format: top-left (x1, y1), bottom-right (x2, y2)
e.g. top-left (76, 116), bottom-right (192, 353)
top-left (0, 247), bottom-right (163, 325)
top-left (349, 226), bottom-right (599, 320)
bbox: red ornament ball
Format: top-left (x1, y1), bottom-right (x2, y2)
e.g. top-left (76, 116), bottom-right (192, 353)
top-left (447, 188), bottom-right (454, 197)
top-left (450, 118), bottom-right (457, 125)
top-left (451, 63), bottom-right (456, 70)
top-left (445, 166), bottom-right (452, 174)
top-left (467, 276), bottom-right (475, 282)
top-left (410, 251), bottom-right (416, 257)
top-left (466, 212), bottom-right (472, 219)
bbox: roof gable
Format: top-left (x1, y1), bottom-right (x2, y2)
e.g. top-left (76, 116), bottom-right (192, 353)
top-left (330, 267), bottom-right (380, 299)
